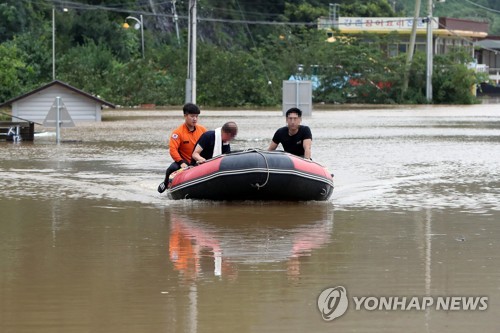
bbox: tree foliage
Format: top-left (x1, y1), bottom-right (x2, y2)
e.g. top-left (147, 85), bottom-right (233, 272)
top-left (0, 43), bottom-right (37, 102)
top-left (0, 0), bottom-right (487, 107)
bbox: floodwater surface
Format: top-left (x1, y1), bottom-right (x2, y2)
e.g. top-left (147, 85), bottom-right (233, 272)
top-left (1, 105), bottom-right (499, 332)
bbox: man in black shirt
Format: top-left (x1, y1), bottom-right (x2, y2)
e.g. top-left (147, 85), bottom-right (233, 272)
top-left (191, 121), bottom-right (238, 164)
top-left (268, 108), bottom-right (312, 159)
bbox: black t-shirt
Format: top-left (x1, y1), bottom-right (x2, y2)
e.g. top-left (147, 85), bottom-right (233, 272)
top-left (193, 130), bottom-right (231, 162)
top-left (271, 125), bottom-right (312, 157)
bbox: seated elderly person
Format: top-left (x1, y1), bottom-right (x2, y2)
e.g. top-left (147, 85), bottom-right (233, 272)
top-left (191, 121), bottom-right (238, 164)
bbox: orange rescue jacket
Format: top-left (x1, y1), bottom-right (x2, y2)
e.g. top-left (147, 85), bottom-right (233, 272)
top-left (169, 123), bottom-right (207, 164)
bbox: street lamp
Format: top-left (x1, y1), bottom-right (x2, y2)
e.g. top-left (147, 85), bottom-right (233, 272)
top-left (123, 15), bottom-right (144, 58)
top-left (52, 6), bottom-right (68, 81)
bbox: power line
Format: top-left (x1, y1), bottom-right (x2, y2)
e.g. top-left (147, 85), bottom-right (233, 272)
top-left (462, 0), bottom-right (500, 14)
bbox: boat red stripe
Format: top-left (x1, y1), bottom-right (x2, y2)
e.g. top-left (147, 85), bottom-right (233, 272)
top-left (172, 157), bottom-right (223, 186)
top-left (292, 158), bottom-right (332, 179)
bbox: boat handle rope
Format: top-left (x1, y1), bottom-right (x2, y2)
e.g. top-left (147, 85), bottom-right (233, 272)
top-left (246, 148), bottom-right (270, 189)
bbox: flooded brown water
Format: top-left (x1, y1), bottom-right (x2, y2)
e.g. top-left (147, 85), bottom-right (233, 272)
top-left (1, 105), bottom-right (499, 332)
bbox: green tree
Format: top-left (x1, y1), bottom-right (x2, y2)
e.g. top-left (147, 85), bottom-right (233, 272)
top-left (0, 43), bottom-right (35, 101)
top-left (340, 0), bottom-right (396, 17)
top-left (432, 51), bottom-right (481, 104)
top-left (12, 31), bottom-right (52, 85)
top-left (106, 60), bottom-right (172, 106)
top-left (397, 52), bottom-right (428, 104)
top-left (197, 44), bottom-right (277, 106)
top-left (284, 2), bottom-right (328, 23)
top-left (106, 44), bottom-right (187, 106)
top-left (57, 39), bottom-right (115, 100)
top-left (0, 0), bottom-right (44, 42)
top-left (0, 0), bottom-right (491, 107)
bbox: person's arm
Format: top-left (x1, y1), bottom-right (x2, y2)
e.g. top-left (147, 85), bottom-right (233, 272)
top-left (303, 138), bottom-right (312, 159)
top-left (191, 144), bottom-right (206, 164)
top-left (268, 129), bottom-right (281, 151)
top-left (268, 141), bottom-right (278, 151)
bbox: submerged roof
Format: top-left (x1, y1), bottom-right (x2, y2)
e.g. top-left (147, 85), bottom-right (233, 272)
top-left (0, 80), bottom-right (116, 108)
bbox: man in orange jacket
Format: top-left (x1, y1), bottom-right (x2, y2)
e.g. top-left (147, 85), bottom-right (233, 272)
top-left (158, 103), bottom-right (207, 193)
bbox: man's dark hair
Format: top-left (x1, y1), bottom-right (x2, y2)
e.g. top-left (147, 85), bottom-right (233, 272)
top-left (222, 121), bottom-right (238, 137)
top-left (286, 107), bottom-right (302, 118)
top-left (183, 103), bottom-right (200, 115)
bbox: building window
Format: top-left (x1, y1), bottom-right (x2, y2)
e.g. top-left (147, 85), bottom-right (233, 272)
top-left (398, 43), bottom-right (407, 54)
top-left (388, 44), bottom-right (398, 57)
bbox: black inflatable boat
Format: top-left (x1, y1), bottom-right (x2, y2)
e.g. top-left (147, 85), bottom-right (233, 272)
top-left (167, 149), bottom-right (334, 201)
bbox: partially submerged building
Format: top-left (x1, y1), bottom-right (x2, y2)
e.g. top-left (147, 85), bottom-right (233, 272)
top-left (475, 36), bottom-right (500, 85)
top-left (318, 16), bottom-right (494, 82)
top-left (319, 16), bottom-right (488, 54)
top-left (0, 80), bottom-right (115, 123)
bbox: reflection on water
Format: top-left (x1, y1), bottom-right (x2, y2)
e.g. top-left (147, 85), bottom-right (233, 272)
top-left (168, 203), bottom-right (333, 282)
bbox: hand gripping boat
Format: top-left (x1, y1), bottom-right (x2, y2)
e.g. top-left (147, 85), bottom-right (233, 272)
top-left (167, 149), bottom-right (334, 201)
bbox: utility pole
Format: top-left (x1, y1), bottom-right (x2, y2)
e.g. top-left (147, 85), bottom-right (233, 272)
top-left (426, 0), bottom-right (433, 102)
top-left (140, 15), bottom-right (144, 59)
top-left (52, 6), bottom-right (68, 80)
top-left (185, 0), bottom-right (197, 104)
top-left (172, 0), bottom-right (180, 45)
top-left (402, 0), bottom-right (420, 94)
top-left (52, 7), bottom-right (55, 80)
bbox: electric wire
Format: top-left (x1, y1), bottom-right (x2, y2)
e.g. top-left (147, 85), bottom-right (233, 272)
top-left (462, 0), bottom-right (500, 14)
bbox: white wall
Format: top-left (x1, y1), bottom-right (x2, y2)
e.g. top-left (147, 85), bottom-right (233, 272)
top-left (12, 85), bottom-right (102, 123)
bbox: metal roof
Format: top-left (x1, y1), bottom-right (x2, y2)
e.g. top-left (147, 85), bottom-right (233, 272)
top-left (476, 39), bottom-right (500, 50)
top-left (0, 80), bottom-right (116, 108)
